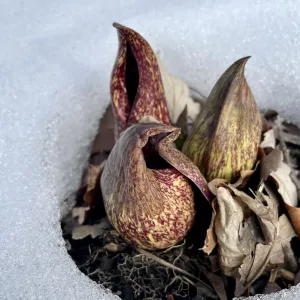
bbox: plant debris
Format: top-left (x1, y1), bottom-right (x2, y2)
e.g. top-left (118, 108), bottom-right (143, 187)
top-left (61, 23), bottom-right (300, 300)
top-left (62, 102), bottom-right (300, 299)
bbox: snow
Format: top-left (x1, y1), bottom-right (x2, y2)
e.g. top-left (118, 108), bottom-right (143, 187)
top-left (0, 0), bottom-right (299, 299)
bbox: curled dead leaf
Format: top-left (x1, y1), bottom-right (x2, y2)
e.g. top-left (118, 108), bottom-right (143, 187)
top-left (83, 160), bottom-right (106, 207)
top-left (260, 129), bottom-right (276, 149)
top-left (201, 199), bottom-right (218, 255)
top-left (277, 119), bottom-right (300, 147)
top-left (295, 269), bottom-right (300, 285)
top-left (230, 162), bottom-right (259, 190)
top-left (71, 218), bottom-right (111, 240)
top-left (91, 105), bottom-right (116, 154)
top-left (215, 187), bottom-right (255, 278)
top-left (214, 184), bottom-right (280, 296)
top-left (262, 149), bottom-right (300, 237)
top-left (263, 282), bottom-right (281, 294)
top-left (269, 156), bottom-right (298, 207)
top-left (270, 215), bottom-right (298, 273)
top-left (102, 242), bottom-right (126, 253)
top-left (260, 149), bottom-right (282, 182)
top-left (203, 271), bottom-right (227, 300)
top-left (208, 179), bottom-right (227, 196)
top-left (279, 268), bottom-right (295, 282)
top-left (72, 206), bottom-right (90, 225)
top-left (156, 53), bottom-right (201, 124)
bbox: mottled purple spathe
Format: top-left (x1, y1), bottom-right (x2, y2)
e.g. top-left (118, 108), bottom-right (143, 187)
top-left (101, 123), bottom-right (211, 250)
top-left (111, 23), bottom-right (171, 136)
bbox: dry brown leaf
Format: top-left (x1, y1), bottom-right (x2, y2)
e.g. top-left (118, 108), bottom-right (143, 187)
top-left (263, 149), bottom-right (300, 237)
top-left (208, 255), bottom-right (220, 273)
top-left (72, 206), bottom-right (90, 225)
top-left (215, 184), bottom-right (280, 295)
top-left (72, 225), bottom-right (104, 240)
top-left (83, 160), bottom-right (106, 207)
top-left (231, 169), bottom-right (255, 190)
top-left (279, 120), bottom-right (300, 147)
top-left (260, 149), bottom-right (283, 182)
top-left (270, 160), bottom-right (298, 207)
top-left (235, 243), bottom-right (274, 296)
top-left (231, 188), bottom-right (298, 296)
top-left (227, 188), bottom-right (278, 243)
top-left (71, 218), bottom-right (111, 240)
top-left (279, 268), bottom-right (295, 282)
top-left (156, 53), bottom-right (201, 124)
top-left (260, 129), bottom-right (276, 149)
top-left (91, 105), bottom-right (116, 154)
top-left (208, 164), bottom-right (258, 197)
top-left (204, 271), bottom-right (227, 300)
top-left (263, 282), bottom-right (281, 294)
top-left (262, 117), bottom-right (273, 133)
top-left (201, 199), bottom-right (218, 255)
top-left (284, 205), bottom-right (300, 239)
top-left (102, 242), bottom-right (126, 252)
top-left (295, 270), bottom-right (300, 285)
top-left (253, 192), bottom-right (278, 243)
top-left (196, 286), bottom-right (218, 299)
top-left (270, 214), bottom-right (298, 273)
top-left (208, 179), bottom-right (227, 196)
top-left (230, 162), bottom-right (259, 190)
top-left (214, 187), bottom-right (256, 278)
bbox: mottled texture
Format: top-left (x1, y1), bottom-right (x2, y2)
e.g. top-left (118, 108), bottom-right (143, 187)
top-left (101, 123), bottom-right (210, 249)
top-left (183, 57), bottom-right (262, 182)
top-left (3, 1), bottom-right (300, 300)
top-left (111, 23), bottom-right (171, 136)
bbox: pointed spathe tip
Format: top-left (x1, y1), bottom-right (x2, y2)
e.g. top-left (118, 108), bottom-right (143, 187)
top-left (236, 56), bottom-right (251, 67)
top-left (112, 22), bottom-right (121, 28)
top-left (112, 22), bottom-right (126, 32)
top-left (112, 22), bottom-right (137, 38)
top-left (231, 56), bottom-right (251, 75)
top-left (243, 56), bottom-right (251, 60)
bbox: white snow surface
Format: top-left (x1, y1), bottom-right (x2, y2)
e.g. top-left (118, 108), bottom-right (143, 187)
top-left (0, 0), bottom-right (300, 299)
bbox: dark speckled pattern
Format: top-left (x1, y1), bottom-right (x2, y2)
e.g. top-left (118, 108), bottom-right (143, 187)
top-left (182, 57), bottom-right (262, 182)
top-left (101, 123), bottom-right (210, 250)
top-left (111, 23), bottom-right (171, 136)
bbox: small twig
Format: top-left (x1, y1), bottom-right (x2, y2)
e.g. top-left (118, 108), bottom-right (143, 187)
top-left (172, 246), bottom-right (184, 267)
top-left (136, 248), bottom-right (199, 281)
top-left (269, 268), bottom-right (279, 283)
top-left (159, 240), bottom-right (186, 254)
top-left (135, 248), bottom-right (215, 293)
top-left (279, 268), bottom-right (295, 282)
top-left (164, 276), bottom-right (181, 292)
top-left (87, 269), bottom-right (100, 277)
top-left (172, 245), bottom-right (184, 278)
top-left (182, 275), bottom-right (197, 287)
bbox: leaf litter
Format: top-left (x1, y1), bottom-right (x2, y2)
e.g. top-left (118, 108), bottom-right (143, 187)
top-left (61, 56), bottom-right (300, 300)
